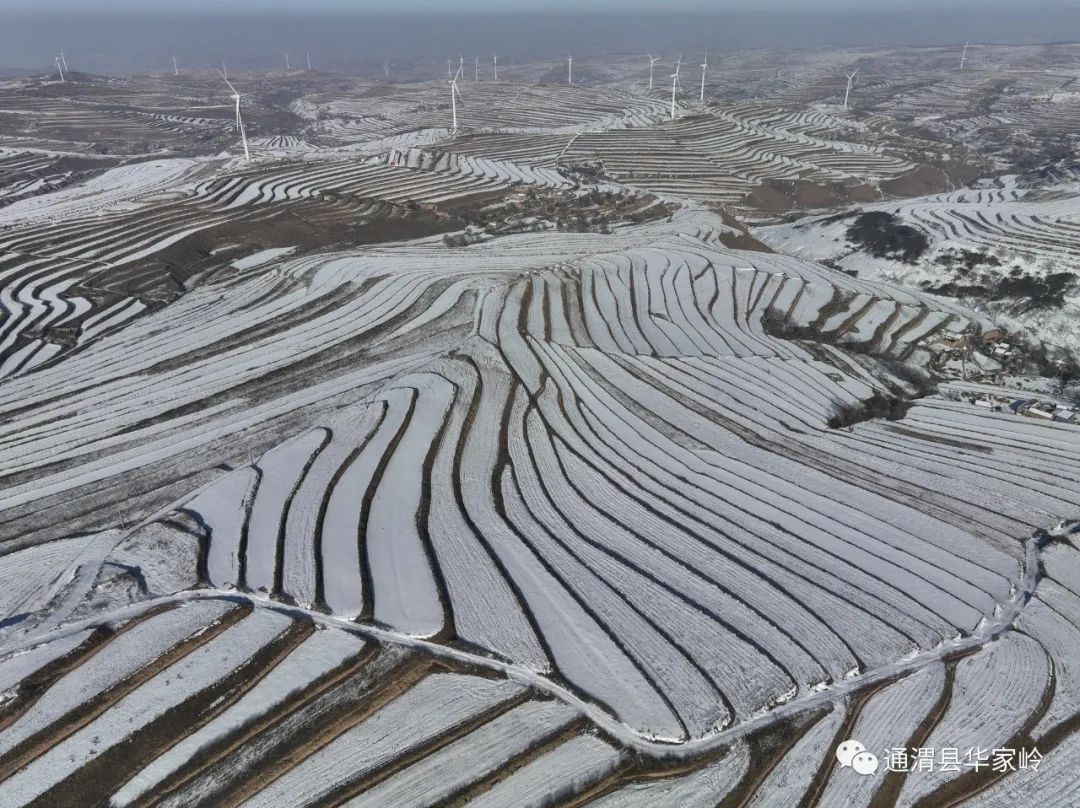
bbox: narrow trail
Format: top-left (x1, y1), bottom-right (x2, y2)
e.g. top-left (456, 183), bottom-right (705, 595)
top-left (555, 134), bottom-right (579, 165)
top-left (0, 530), bottom-right (1047, 762)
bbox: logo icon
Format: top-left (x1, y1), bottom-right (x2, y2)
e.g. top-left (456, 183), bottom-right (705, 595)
top-left (837, 739), bottom-right (879, 776)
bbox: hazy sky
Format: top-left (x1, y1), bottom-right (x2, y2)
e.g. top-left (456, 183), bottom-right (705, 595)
top-left (2, 2), bottom-right (1077, 74)
top-left (2, 0), bottom-right (1069, 9)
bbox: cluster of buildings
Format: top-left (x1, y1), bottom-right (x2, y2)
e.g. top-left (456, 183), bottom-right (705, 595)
top-left (963, 392), bottom-right (1078, 423)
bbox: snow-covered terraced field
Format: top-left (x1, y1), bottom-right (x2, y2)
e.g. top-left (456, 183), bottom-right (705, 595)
top-left (386, 146), bottom-right (572, 188)
top-left (760, 179), bottom-right (1080, 270)
top-left (446, 101), bottom-right (913, 204)
top-left (2, 51), bottom-right (1080, 804)
top-left (755, 173), bottom-right (1080, 352)
top-left (298, 81), bottom-right (671, 140)
top-left (0, 93), bottom-right (216, 150)
top-left (0, 143), bottom-right (553, 379)
top-left (191, 158), bottom-right (510, 207)
top-left (0, 198), bottom-right (1075, 799)
top-left (0, 150), bottom-right (91, 206)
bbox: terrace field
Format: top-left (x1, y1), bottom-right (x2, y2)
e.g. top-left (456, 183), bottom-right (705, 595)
top-left (0, 40), bottom-right (1078, 806)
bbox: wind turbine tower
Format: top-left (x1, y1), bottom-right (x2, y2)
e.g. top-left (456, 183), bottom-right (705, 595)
top-left (699, 51), bottom-right (708, 102)
top-left (843, 69), bottom-right (858, 111)
top-left (492, 54), bottom-right (498, 81)
top-left (960, 42), bottom-right (969, 69)
top-left (306, 51), bottom-right (312, 71)
top-left (449, 65), bottom-right (464, 133)
top-left (567, 54), bottom-right (573, 85)
top-left (474, 54), bottom-right (479, 80)
top-left (220, 71), bottom-right (251, 161)
top-left (55, 55), bottom-right (65, 83)
top-left (669, 56), bottom-right (682, 120)
top-left (59, 48), bottom-right (68, 72)
top-left (285, 53), bottom-right (291, 70)
top-left (647, 52), bottom-right (660, 90)
top-left (384, 59), bottom-right (391, 78)
top-left (172, 53), bottom-right (179, 76)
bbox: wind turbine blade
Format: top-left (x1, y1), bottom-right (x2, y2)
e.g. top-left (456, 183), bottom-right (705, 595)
top-left (219, 71), bottom-right (239, 96)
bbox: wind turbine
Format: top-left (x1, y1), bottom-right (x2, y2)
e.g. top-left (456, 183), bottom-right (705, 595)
top-left (306, 51), bottom-right (312, 71)
top-left (960, 41), bottom-right (969, 69)
top-left (172, 53), bottom-right (179, 76)
top-left (669, 56), bottom-right (682, 120)
top-left (843, 69), bottom-right (858, 111)
top-left (699, 50), bottom-right (708, 102)
top-left (567, 53), bottom-right (573, 85)
top-left (220, 70), bottom-right (250, 161)
top-left (449, 64), bottom-right (464, 133)
top-left (647, 51), bottom-right (660, 90)
top-left (285, 53), bottom-right (291, 70)
top-left (59, 48), bottom-right (68, 73)
top-left (459, 54), bottom-right (464, 79)
top-left (492, 53), bottom-right (498, 81)
top-left (221, 60), bottom-right (228, 79)
top-left (55, 55), bottom-right (65, 83)
top-left (474, 54), bottom-right (479, 81)
top-left (384, 58), bottom-right (391, 78)
top-left (447, 57), bottom-right (453, 78)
